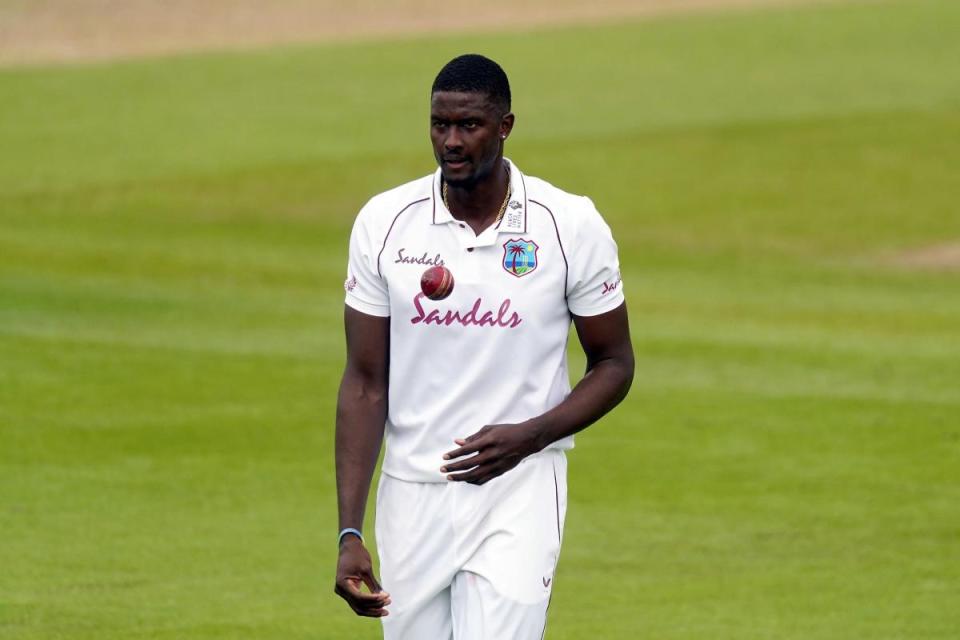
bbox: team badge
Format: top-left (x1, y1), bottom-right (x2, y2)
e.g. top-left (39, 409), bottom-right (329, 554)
top-left (502, 238), bottom-right (539, 277)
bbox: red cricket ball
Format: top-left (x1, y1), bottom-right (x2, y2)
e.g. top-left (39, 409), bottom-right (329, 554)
top-left (420, 265), bottom-right (454, 300)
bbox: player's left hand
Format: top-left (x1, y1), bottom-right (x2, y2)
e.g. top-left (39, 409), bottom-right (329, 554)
top-left (441, 423), bottom-right (541, 485)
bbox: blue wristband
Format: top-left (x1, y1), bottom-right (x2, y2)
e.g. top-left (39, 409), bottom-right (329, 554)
top-left (338, 527), bottom-right (363, 546)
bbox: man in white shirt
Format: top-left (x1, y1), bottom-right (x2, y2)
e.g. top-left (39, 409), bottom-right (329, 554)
top-left (334, 54), bottom-right (634, 639)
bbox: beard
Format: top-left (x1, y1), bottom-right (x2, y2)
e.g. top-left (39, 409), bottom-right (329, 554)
top-left (440, 154), bottom-right (499, 190)
top-left (442, 171), bottom-right (478, 189)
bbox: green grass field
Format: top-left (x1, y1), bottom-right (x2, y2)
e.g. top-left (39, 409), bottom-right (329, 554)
top-left (2, 1), bottom-right (959, 638)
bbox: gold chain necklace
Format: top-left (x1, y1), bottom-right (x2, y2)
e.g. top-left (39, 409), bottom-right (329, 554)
top-left (443, 170), bottom-right (512, 227)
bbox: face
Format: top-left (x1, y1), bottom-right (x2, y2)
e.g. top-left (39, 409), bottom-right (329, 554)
top-left (430, 91), bottom-right (514, 189)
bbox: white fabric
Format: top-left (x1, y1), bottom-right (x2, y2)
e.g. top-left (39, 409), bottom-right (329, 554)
top-left (376, 449), bottom-right (568, 640)
top-left (344, 159), bottom-right (625, 482)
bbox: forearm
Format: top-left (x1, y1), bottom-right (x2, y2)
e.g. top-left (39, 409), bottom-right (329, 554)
top-left (439, 306), bottom-right (633, 486)
top-left (440, 351), bottom-right (633, 485)
top-left (527, 353), bottom-right (634, 450)
top-left (335, 370), bottom-right (388, 532)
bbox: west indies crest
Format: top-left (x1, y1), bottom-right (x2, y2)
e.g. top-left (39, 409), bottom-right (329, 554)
top-left (502, 238), bottom-right (539, 277)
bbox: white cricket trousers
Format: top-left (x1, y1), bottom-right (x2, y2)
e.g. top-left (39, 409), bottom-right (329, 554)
top-left (376, 449), bottom-right (568, 640)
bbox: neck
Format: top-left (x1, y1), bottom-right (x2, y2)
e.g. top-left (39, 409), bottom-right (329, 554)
top-left (445, 159), bottom-right (510, 225)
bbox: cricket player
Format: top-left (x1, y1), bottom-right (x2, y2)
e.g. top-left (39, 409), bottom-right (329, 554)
top-left (334, 54), bottom-right (634, 639)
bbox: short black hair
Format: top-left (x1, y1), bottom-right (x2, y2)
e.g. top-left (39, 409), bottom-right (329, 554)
top-left (432, 54), bottom-right (511, 114)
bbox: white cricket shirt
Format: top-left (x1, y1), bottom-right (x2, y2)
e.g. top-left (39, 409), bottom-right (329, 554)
top-left (344, 159), bottom-right (624, 483)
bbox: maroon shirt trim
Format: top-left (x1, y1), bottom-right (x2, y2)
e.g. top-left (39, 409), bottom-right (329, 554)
top-left (376, 197), bottom-right (430, 277)
top-left (529, 198), bottom-right (569, 297)
top-left (519, 170), bottom-right (529, 234)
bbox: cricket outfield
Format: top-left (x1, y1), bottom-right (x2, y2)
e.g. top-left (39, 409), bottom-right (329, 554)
top-left (1, 1), bottom-right (958, 638)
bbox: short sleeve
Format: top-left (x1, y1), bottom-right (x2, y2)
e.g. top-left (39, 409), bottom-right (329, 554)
top-left (566, 197), bottom-right (624, 316)
top-left (344, 206), bottom-right (390, 317)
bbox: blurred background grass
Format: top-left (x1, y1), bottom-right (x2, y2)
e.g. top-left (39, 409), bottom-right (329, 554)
top-left (1, 1), bottom-right (959, 638)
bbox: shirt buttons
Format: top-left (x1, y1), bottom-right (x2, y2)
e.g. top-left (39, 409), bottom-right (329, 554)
top-left (467, 247), bottom-right (474, 252)
top-left (459, 223), bottom-right (466, 229)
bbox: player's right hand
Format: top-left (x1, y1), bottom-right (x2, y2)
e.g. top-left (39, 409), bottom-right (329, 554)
top-left (334, 537), bottom-right (391, 617)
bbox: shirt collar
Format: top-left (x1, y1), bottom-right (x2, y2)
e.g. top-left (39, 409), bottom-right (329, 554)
top-left (431, 158), bottom-right (527, 234)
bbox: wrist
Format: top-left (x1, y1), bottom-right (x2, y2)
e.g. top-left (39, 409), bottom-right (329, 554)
top-left (337, 527), bottom-right (364, 548)
top-left (523, 416), bottom-right (551, 453)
